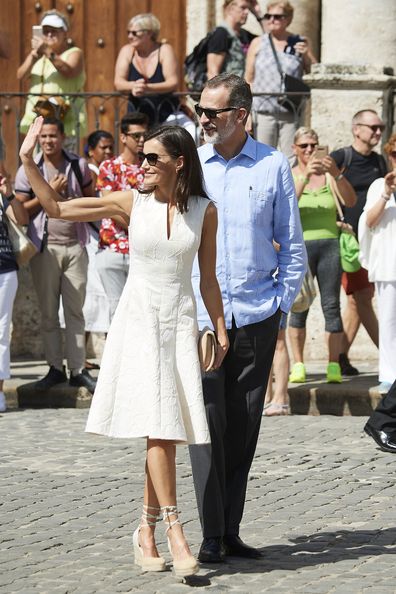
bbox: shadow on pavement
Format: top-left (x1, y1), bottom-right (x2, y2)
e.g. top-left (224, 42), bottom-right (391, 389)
top-left (200, 527), bottom-right (396, 579)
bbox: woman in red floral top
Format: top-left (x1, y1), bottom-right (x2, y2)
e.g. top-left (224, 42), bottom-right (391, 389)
top-left (95, 113), bottom-right (148, 319)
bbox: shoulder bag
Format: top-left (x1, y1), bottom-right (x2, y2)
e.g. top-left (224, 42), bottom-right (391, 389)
top-left (268, 34), bottom-right (310, 112)
top-left (328, 175), bottom-right (361, 273)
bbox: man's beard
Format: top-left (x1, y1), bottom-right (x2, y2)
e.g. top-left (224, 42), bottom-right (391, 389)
top-left (202, 117), bottom-right (236, 145)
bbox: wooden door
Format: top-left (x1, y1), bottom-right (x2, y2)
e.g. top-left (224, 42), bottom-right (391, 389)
top-left (0, 0), bottom-right (186, 176)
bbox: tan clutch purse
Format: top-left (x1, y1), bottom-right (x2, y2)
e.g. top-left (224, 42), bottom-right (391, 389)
top-left (198, 327), bottom-right (217, 372)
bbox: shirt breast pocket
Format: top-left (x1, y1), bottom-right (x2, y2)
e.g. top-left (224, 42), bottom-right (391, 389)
top-left (249, 189), bottom-right (273, 222)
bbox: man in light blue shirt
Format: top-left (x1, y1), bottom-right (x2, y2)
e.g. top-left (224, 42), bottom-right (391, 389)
top-left (189, 74), bottom-right (306, 563)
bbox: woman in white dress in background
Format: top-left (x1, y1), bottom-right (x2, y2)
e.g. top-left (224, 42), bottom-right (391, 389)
top-left (19, 116), bottom-right (228, 578)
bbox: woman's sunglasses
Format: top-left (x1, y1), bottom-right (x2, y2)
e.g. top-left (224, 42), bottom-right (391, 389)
top-left (263, 13), bottom-right (287, 20)
top-left (138, 152), bottom-right (164, 166)
top-left (296, 143), bottom-right (318, 149)
top-left (127, 29), bottom-right (148, 37)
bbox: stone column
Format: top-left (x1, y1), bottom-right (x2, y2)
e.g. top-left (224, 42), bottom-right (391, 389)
top-left (186, 0), bottom-right (212, 53)
top-left (305, 64), bottom-right (396, 150)
top-left (321, 0), bottom-right (396, 72)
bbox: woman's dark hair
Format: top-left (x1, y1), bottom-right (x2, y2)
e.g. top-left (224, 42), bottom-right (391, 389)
top-left (84, 130), bottom-right (114, 156)
top-left (143, 125), bottom-right (208, 213)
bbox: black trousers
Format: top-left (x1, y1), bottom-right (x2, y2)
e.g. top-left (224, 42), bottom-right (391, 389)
top-left (189, 309), bottom-right (281, 538)
top-left (368, 379), bottom-right (396, 433)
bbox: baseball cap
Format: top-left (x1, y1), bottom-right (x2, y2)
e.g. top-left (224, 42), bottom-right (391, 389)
top-left (41, 14), bottom-right (68, 31)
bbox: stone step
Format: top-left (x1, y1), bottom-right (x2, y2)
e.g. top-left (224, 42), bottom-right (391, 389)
top-left (2, 361), bottom-right (384, 417)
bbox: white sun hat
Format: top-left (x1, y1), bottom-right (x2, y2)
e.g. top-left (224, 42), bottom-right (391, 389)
top-left (41, 14), bottom-right (68, 31)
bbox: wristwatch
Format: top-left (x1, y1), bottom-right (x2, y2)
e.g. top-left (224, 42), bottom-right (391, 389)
top-left (49, 51), bottom-right (56, 61)
top-left (4, 192), bottom-right (15, 202)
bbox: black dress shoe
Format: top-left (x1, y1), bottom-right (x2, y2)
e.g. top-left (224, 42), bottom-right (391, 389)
top-left (36, 365), bottom-right (67, 390)
top-left (222, 535), bottom-right (262, 559)
top-left (198, 537), bottom-right (225, 563)
top-left (69, 369), bottom-right (97, 393)
top-left (364, 421), bottom-right (396, 453)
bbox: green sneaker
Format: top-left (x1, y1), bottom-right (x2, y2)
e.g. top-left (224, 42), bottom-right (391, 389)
top-left (289, 362), bottom-right (306, 383)
top-left (327, 362), bottom-right (342, 383)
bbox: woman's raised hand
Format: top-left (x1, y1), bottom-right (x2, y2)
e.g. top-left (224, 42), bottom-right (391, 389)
top-left (19, 116), bottom-right (44, 162)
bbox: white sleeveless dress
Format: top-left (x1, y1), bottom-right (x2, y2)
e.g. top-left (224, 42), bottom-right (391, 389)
top-left (85, 191), bottom-right (211, 445)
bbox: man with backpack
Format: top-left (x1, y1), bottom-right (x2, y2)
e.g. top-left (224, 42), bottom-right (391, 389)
top-left (330, 109), bottom-right (387, 378)
top-left (185, 0), bottom-right (263, 92)
top-left (15, 117), bottom-right (97, 392)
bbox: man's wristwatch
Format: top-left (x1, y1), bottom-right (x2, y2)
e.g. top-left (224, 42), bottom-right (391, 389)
top-left (49, 52), bottom-right (56, 61)
top-left (4, 192), bottom-right (15, 202)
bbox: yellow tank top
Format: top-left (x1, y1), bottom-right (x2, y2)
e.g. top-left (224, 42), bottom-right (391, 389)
top-left (20, 47), bottom-right (87, 138)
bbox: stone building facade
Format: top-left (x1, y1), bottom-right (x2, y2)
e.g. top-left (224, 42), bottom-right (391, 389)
top-left (11, 0), bottom-right (396, 363)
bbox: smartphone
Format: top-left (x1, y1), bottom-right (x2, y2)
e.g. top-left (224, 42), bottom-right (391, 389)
top-left (315, 145), bottom-right (328, 160)
top-left (286, 35), bottom-right (305, 55)
top-left (32, 25), bottom-right (43, 38)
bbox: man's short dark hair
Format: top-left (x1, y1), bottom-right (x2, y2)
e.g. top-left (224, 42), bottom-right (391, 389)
top-left (42, 117), bottom-right (64, 134)
top-left (204, 73), bottom-right (252, 117)
top-left (120, 112), bottom-right (150, 134)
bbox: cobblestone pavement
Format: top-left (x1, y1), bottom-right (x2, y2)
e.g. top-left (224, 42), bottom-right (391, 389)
top-left (1, 410), bottom-right (395, 593)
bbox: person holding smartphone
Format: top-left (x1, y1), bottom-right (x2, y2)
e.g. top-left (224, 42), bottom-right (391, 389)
top-left (17, 9), bottom-right (87, 147)
top-left (245, 1), bottom-right (317, 158)
top-left (288, 127), bottom-right (357, 384)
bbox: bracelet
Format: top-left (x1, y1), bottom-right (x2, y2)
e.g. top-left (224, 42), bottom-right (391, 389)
top-left (301, 177), bottom-right (309, 185)
top-left (334, 173), bottom-right (344, 181)
top-left (4, 192), bottom-right (15, 202)
top-left (381, 192), bottom-right (390, 202)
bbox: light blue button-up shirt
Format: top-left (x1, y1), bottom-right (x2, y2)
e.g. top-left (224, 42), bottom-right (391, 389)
top-left (192, 134), bottom-right (307, 329)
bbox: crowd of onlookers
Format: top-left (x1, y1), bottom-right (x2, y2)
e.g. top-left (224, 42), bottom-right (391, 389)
top-left (0, 1), bottom-right (395, 415)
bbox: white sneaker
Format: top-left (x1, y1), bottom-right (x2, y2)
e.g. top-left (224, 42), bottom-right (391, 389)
top-left (0, 391), bottom-right (6, 412)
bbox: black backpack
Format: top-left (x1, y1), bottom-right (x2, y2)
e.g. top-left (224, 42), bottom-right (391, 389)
top-left (184, 27), bottom-right (228, 92)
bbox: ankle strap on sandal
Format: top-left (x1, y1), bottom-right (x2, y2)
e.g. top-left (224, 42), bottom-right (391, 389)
top-left (141, 504), bottom-right (161, 527)
top-left (161, 505), bottom-right (180, 532)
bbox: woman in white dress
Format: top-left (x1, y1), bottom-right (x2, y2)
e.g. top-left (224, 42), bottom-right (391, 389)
top-left (358, 134), bottom-right (396, 393)
top-left (20, 116), bottom-right (229, 578)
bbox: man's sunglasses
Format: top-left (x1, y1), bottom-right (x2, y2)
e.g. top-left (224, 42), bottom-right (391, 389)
top-left (194, 104), bottom-right (238, 119)
top-left (263, 13), bottom-right (287, 20)
top-left (296, 143), bottom-right (318, 149)
top-left (138, 152), bottom-right (166, 166)
top-left (124, 132), bottom-right (146, 141)
top-left (356, 123), bottom-right (385, 133)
